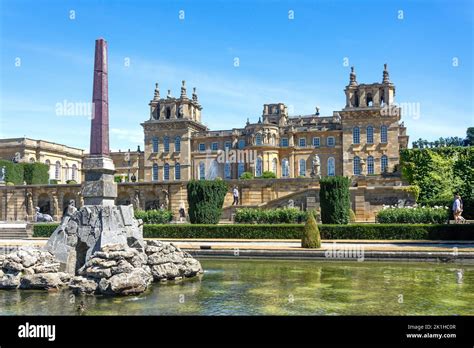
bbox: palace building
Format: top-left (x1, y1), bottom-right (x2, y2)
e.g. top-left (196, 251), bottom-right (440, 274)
top-left (142, 64), bottom-right (409, 182)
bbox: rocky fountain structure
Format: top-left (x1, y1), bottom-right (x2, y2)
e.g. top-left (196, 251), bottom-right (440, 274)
top-left (0, 38), bottom-right (202, 295)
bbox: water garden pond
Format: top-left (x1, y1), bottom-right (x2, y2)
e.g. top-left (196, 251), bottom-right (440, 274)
top-left (1, 259), bottom-right (473, 315)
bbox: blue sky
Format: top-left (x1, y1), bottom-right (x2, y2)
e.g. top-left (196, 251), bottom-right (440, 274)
top-left (0, 0), bottom-right (472, 151)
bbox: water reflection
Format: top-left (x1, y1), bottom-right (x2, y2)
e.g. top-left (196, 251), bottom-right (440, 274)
top-left (0, 259), bottom-right (473, 315)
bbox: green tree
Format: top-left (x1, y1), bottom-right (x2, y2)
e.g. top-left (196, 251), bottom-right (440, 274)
top-left (301, 213), bottom-right (321, 248)
top-left (0, 160), bottom-right (24, 185)
top-left (319, 176), bottom-right (351, 224)
top-left (466, 127), bottom-right (474, 146)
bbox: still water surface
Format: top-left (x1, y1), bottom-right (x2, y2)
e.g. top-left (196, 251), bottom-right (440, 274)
top-left (0, 259), bottom-right (472, 315)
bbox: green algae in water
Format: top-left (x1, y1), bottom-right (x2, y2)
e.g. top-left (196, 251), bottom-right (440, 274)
top-left (0, 259), bottom-right (473, 315)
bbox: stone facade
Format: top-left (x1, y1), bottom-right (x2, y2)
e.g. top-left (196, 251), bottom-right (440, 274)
top-left (0, 138), bottom-right (84, 183)
top-left (142, 65), bottom-right (408, 182)
top-left (0, 177), bottom-right (415, 223)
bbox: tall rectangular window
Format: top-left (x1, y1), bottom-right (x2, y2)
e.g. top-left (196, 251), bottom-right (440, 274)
top-left (367, 126), bottom-right (374, 144)
top-left (175, 163), bottom-right (181, 180)
top-left (211, 142), bottom-right (218, 151)
top-left (281, 138), bottom-right (289, 147)
top-left (238, 139), bottom-right (245, 149)
top-left (381, 125), bottom-right (388, 143)
top-left (299, 138), bottom-right (306, 147)
top-left (225, 141), bottom-right (232, 150)
top-left (164, 136), bottom-right (170, 152)
top-left (312, 137), bottom-right (320, 147)
top-left (238, 162), bottom-right (245, 178)
top-left (152, 137), bottom-right (159, 152)
top-left (353, 127), bottom-right (360, 144)
top-left (299, 159), bottom-right (306, 176)
top-left (381, 155), bottom-right (388, 173)
top-left (199, 143), bottom-right (206, 152)
top-left (327, 136), bottom-right (335, 147)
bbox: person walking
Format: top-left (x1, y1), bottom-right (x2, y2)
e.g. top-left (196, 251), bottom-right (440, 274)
top-left (232, 186), bottom-right (239, 206)
top-left (452, 194), bottom-right (462, 223)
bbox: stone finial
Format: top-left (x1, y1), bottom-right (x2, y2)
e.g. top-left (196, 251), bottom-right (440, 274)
top-left (258, 117), bottom-right (262, 124)
top-left (315, 106), bottom-right (320, 116)
top-left (192, 87), bottom-right (198, 102)
top-left (246, 118), bottom-right (250, 126)
top-left (167, 89), bottom-right (172, 98)
top-left (153, 83), bottom-right (160, 100)
top-left (181, 80), bottom-right (187, 98)
top-left (349, 66), bottom-right (357, 86)
top-left (383, 63), bottom-right (390, 83)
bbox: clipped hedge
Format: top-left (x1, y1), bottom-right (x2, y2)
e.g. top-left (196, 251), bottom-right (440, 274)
top-left (376, 207), bottom-right (449, 224)
top-left (134, 209), bottom-right (173, 224)
top-left (33, 223), bottom-right (58, 237)
top-left (33, 223), bottom-right (474, 240)
top-left (187, 179), bottom-right (228, 224)
top-left (234, 207), bottom-right (309, 224)
top-left (320, 176), bottom-right (351, 224)
top-left (21, 162), bottom-right (49, 185)
top-left (0, 159), bottom-right (24, 185)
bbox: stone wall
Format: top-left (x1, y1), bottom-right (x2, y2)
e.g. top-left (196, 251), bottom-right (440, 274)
top-left (0, 176), bottom-right (414, 223)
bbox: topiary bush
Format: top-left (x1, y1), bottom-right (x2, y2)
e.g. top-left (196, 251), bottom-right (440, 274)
top-left (261, 171), bottom-right (276, 179)
top-left (239, 171), bottom-right (253, 180)
top-left (319, 176), bottom-right (351, 224)
top-left (234, 207), bottom-right (310, 224)
top-left (66, 180), bottom-right (77, 184)
top-left (376, 206), bottom-right (449, 224)
top-left (134, 209), bottom-right (173, 224)
top-left (301, 213), bottom-right (321, 248)
top-left (21, 162), bottom-right (49, 185)
top-left (187, 179), bottom-right (228, 224)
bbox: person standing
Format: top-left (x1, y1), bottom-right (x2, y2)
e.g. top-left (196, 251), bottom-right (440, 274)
top-left (232, 186), bottom-right (239, 206)
top-left (452, 194), bottom-right (462, 223)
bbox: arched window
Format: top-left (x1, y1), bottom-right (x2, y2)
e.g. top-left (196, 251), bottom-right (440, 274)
top-left (367, 126), bottom-right (374, 144)
top-left (163, 136), bottom-right (170, 152)
top-left (238, 139), bottom-right (245, 149)
top-left (175, 136), bottom-right (181, 152)
top-left (199, 161), bottom-right (205, 180)
top-left (71, 164), bottom-right (77, 180)
top-left (256, 157), bottom-right (263, 177)
top-left (152, 163), bottom-right (158, 181)
top-left (367, 156), bottom-right (374, 174)
top-left (55, 161), bottom-right (61, 180)
top-left (238, 162), bottom-right (245, 178)
top-left (164, 163), bottom-right (170, 181)
top-left (282, 158), bottom-right (289, 178)
top-left (381, 155), bottom-right (388, 173)
top-left (224, 162), bottom-right (231, 179)
top-left (353, 127), bottom-right (360, 144)
top-left (381, 125), bottom-right (388, 143)
top-left (64, 163), bottom-right (69, 181)
top-left (327, 157), bottom-right (335, 176)
top-left (152, 137), bottom-right (159, 152)
top-left (255, 133), bottom-right (262, 145)
top-left (175, 163), bottom-right (181, 180)
top-left (272, 158), bottom-right (277, 174)
top-left (299, 159), bottom-right (306, 176)
top-left (353, 156), bottom-right (361, 175)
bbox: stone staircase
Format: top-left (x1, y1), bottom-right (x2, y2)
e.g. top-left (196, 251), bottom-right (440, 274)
top-left (0, 223), bottom-right (32, 239)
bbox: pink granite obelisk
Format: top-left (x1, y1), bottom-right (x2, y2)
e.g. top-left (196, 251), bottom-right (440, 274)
top-left (90, 38), bottom-right (109, 155)
top-left (82, 38), bottom-right (117, 206)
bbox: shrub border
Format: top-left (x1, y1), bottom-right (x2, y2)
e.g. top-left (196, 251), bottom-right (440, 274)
top-left (33, 223), bottom-right (474, 240)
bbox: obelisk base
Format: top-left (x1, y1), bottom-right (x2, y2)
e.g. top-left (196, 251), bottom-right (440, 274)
top-left (82, 155), bottom-right (117, 206)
